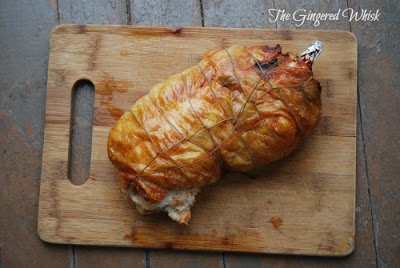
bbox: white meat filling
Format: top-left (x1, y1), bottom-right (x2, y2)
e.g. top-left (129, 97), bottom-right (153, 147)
top-left (121, 188), bottom-right (200, 223)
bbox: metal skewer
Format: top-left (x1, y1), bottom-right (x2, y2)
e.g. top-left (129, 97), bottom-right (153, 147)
top-left (301, 41), bottom-right (324, 62)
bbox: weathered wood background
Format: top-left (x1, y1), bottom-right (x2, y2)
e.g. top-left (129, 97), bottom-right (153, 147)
top-left (0, 0), bottom-right (398, 267)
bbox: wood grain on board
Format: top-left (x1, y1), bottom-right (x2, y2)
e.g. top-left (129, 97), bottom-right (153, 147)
top-left (37, 25), bottom-right (357, 256)
top-left (56, 1), bottom-right (146, 266)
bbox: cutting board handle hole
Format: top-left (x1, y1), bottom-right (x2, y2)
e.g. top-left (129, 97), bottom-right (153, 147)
top-left (68, 79), bottom-right (95, 186)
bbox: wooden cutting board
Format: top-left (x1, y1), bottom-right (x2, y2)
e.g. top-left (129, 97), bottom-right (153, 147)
top-left (38, 25), bottom-right (357, 256)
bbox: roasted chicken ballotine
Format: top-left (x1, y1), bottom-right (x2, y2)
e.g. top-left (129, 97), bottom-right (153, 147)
top-left (107, 42), bottom-right (323, 224)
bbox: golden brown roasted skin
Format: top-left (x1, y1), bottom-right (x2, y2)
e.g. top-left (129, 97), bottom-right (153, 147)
top-left (108, 44), bottom-right (322, 223)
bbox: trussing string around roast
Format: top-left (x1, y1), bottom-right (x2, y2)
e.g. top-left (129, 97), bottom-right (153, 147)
top-left (225, 47), bottom-right (281, 164)
top-left (245, 48), bottom-right (310, 153)
top-left (246, 48), bottom-right (307, 136)
top-left (137, 117), bottom-right (239, 176)
top-left (277, 88), bottom-right (305, 136)
top-left (122, 111), bottom-right (162, 184)
top-left (180, 72), bottom-right (224, 168)
top-left (128, 65), bottom-right (266, 177)
top-left (126, 47), bottom-right (310, 181)
top-left (146, 93), bottom-right (220, 167)
top-left (245, 48), bottom-right (288, 157)
top-left (218, 47), bottom-right (258, 166)
top-left (128, 109), bottom-right (233, 179)
top-left (197, 64), bottom-right (231, 118)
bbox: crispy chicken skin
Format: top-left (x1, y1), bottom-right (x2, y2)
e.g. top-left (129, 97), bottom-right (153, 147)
top-left (108, 44), bottom-right (322, 224)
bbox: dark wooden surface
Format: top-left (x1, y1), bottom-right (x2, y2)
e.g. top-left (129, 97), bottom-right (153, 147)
top-left (0, 0), bottom-right (398, 267)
